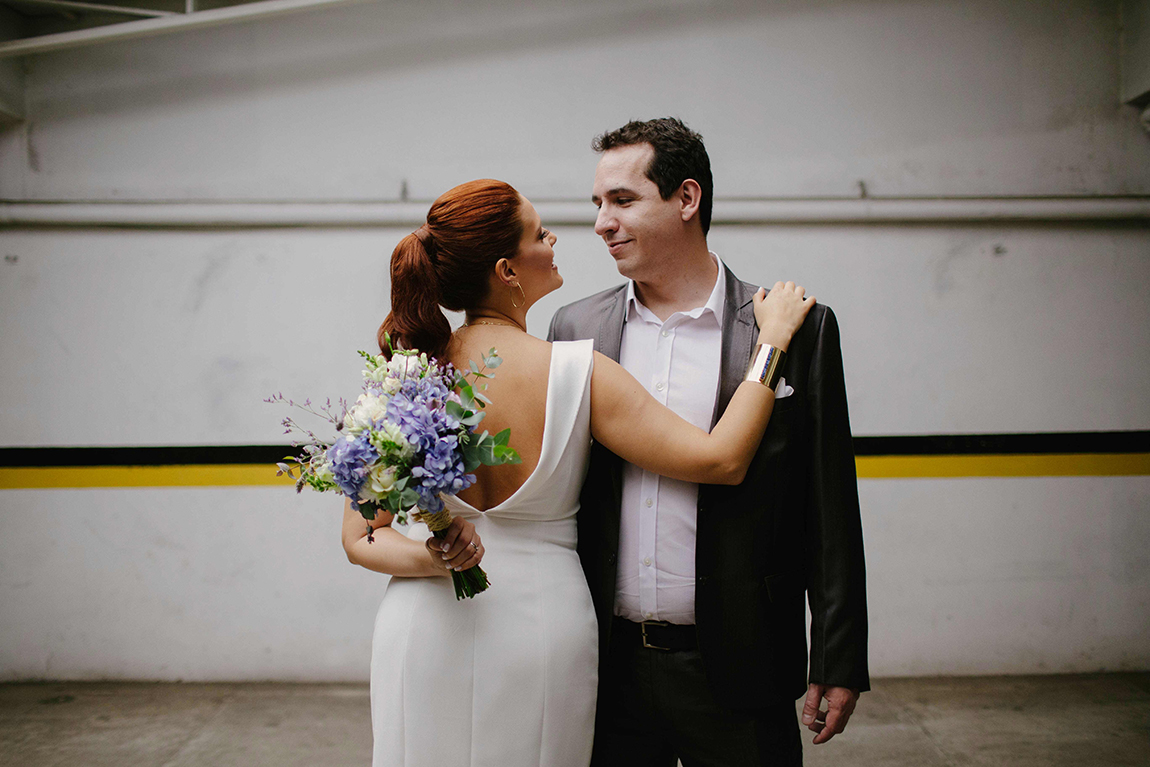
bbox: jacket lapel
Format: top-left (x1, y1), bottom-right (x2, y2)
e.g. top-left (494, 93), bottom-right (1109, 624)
top-left (597, 287), bottom-right (627, 362)
top-left (711, 267), bottom-right (757, 428)
top-left (597, 287), bottom-right (628, 510)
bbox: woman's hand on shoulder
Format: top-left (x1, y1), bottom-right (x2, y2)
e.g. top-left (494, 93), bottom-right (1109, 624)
top-left (754, 281), bottom-right (816, 351)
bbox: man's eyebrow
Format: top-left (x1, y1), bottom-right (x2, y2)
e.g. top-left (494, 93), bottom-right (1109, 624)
top-left (592, 187), bottom-right (637, 202)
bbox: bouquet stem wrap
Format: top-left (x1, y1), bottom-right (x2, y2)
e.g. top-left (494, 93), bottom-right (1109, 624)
top-left (418, 505), bottom-right (490, 600)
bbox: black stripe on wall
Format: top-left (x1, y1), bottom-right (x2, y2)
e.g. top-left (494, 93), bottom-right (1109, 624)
top-left (853, 431), bottom-right (1150, 456)
top-left (0, 445), bottom-right (298, 467)
top-left (0, 431), bottom-right (1147, 467)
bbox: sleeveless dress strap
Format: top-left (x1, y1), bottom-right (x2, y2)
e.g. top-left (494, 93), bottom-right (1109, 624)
top-left (532, 339), bottom-right (594, 482)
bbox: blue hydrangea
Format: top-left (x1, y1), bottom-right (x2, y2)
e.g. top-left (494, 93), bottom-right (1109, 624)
top-left (326, 433), bottom-right (379, 501)
top-left (386, 371), bottom-right (474, 512)
top-left (410, 433), bottom-right (475, 512)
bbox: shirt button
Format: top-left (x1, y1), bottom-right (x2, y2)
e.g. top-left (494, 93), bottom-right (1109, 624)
top-left (655, 382), bottom-right (665, 391)
top-left (643, 557), bottom-right (652, 567)
top-left (645, 498), bottom-right (653, 507)
top-left (644, 611), bottom-right (653, 619)
top-left (661, 330), bottom-right (669, 338)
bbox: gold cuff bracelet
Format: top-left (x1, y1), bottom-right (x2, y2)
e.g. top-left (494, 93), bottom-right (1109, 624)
top-left (744, 344), bottom-right (786, 390)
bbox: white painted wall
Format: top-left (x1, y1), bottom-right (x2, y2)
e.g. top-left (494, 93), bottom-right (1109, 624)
top-left (2, 0), bottom-right (1148, 200)
top-left (1, 0), bottom-right (1148, 681)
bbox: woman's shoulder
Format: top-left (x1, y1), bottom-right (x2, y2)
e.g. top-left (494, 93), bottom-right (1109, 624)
top-left (448, 331), bottom-right (550, 373)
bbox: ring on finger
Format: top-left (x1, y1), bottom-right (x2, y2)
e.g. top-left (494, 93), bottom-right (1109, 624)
top-left (470, 541), bottom-right (479, 552)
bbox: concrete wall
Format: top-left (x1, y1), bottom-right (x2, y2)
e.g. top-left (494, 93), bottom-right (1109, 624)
top-left (2, 0), bottom-right (1148, 681)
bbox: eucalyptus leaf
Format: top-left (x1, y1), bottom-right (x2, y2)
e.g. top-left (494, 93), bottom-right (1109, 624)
top-left (446, 400), bottom-right (467, 421)
top-left (494, 445), bottom-right (522, 464)
top-left (458, 385), bottom-right (476, 410)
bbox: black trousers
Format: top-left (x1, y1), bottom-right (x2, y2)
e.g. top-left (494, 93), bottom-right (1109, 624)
top-left (591, 620), bottom-right (803, 767)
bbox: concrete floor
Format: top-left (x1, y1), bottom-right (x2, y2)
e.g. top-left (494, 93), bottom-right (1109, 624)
top-left (0, 674), bottom-right (1147, 766)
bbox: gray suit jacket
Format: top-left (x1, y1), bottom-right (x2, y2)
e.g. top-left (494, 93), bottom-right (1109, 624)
top-left (548, 264), bottom-right (869, 708)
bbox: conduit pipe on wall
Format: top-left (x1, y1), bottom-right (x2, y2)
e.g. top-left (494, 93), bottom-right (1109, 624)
top-left (1, 197), bottom-right (1149, 228)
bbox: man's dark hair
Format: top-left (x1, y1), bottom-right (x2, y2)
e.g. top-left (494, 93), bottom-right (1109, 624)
top-left (592, 117), bottom-right (713, 235)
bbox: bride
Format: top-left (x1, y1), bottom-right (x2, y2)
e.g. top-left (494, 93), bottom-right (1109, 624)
top-left (341, 179), bottom-right (814, 767)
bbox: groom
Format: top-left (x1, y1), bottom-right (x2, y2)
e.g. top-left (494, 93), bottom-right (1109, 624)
top-left (548, 118), bottom-right (869, 766)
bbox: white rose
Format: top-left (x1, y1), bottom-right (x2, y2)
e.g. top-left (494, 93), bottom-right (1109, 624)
top-left (369, 419), bottom-right (413, 459)
top-left (343, 393), bottom-right (388, 434)
top-left (387, 354), bottom-right (424, 379)
top-left (363, 361), bottom-right (390, 383)
top-left (367, 465), bottom-right (397, 495)
top-left (313, 459), bottom-right (334, 484)
top-left (381, 377), bottom-right (402, 395)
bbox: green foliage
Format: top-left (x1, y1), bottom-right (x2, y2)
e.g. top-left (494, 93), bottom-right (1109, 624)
top-left (461, 427), bottom-right (522, 473)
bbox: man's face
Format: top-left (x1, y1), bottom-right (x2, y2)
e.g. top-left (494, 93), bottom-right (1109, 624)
top-left (591, 143), bottom-right (684, 282)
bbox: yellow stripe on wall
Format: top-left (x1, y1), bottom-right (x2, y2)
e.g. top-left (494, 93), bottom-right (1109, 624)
top-left (0, 464), bottom-right (292, 489)
top-left (855, 453), bottom-right (1150, 479)
top-left (1, 453), bottom-right (1149, 489)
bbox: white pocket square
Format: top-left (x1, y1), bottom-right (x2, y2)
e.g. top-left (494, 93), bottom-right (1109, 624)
top-left (775, 377), bottom-right (794, 398)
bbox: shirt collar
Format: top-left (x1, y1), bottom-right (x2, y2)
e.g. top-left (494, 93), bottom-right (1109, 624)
top-left (625, 252), bottom-right (727, 326)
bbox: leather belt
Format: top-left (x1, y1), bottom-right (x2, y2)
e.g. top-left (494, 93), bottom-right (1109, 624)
top-left (613, 616), bottom-right (698, 652)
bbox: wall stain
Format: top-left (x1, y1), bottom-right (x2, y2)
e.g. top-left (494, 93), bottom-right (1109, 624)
top-left (25, 121), bottom-right (40, 173)
top-left (932, 240), bottom-right (975, 296)
top-left (188, 252), bottom-right (233, 314)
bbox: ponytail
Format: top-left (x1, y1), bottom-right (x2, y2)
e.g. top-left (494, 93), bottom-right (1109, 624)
top-left (378, 230), bottom-right (451, 361)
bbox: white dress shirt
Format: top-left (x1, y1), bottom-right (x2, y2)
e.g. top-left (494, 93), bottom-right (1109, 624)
top-left (614, 253), bottom-right (726, 625)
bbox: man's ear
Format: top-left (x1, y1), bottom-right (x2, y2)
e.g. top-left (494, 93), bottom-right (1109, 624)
top-left (678, 179), bottom-right (702, 225)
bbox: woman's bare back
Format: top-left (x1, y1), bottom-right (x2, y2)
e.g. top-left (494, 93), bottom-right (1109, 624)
top-left (447, 328), bottom-right (554, 511)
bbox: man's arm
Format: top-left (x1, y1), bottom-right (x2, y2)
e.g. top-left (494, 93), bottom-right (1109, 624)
top-left (803, 305), bottom-right (869, 742)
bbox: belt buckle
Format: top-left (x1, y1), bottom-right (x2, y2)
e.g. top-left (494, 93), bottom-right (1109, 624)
top-left (640, 620), bottom-right (671, 651)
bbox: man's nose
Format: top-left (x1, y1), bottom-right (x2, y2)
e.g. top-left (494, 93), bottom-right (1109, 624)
top-left (594, 207), bottom-right (615, 237)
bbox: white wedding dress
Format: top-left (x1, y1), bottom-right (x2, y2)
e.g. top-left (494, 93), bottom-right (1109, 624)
top-left (369, 340), bottom-right (598, 767)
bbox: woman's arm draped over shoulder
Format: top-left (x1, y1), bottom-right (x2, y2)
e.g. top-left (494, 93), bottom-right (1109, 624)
top-left (589, 282), bottom-right (814, 486)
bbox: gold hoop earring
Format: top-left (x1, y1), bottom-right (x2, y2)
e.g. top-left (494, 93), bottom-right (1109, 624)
top-left (510, 282), bottom-right (526, 309)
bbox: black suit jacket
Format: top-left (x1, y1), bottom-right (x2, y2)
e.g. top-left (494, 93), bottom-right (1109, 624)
top-left (548, 264), bottom-right (870, 708)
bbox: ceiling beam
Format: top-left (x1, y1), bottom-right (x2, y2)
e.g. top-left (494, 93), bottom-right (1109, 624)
top-left (10, 0), bottom-right (177, 18)
top-left (0, 0), bottom-right (376, 59)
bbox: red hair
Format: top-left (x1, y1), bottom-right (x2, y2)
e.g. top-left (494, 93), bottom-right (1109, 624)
top-left (378, 180), bottom-right (522, 361)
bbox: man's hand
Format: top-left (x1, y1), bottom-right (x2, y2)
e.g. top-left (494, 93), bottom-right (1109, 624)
top-left (801, 684), bottom-right (858, 744)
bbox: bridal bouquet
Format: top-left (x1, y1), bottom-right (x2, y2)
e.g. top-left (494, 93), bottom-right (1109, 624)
top-left (268, 341), bottom-right (520, 599)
